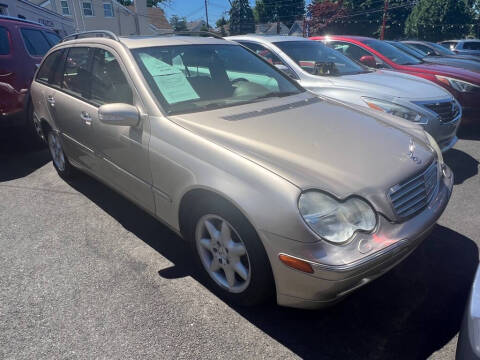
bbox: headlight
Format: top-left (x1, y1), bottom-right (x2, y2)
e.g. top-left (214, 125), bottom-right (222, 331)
top-left (435, 75), bottom-right (480, 93)
top-left (362, 97), bottom-right (428, 124)
top-left (425, 131), bottom-right (444, 164)
top-left (299, 191), bottom-right (377, 244)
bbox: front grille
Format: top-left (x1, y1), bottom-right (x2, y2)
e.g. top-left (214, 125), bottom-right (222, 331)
top-left (389, 162), bottom-right (438, 219)
top-left (422, 100), bottom-right (460, 123)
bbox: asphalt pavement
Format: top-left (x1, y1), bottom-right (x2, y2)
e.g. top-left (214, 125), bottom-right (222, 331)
top-left (1, 127), bottom-right (479, 360)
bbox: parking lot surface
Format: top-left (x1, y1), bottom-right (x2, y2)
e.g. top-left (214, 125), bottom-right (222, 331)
top-left (1, 128), bottom-right (479, 360)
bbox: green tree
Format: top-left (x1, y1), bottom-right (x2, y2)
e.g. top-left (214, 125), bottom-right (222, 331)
top-left (169, 15), bottom-right (188, 31)
top-left (216, 16), bottom-right (228, 36)
top-left (229, 0), bottom-right (255, 35)
top-left (405, 0), bottom-right (474, 41)
top-left (118, 0), bottom-right (132, 6)
top-left (147, 0), bottom-right (170, 7)
top-left (253, 0), bottom-right (305, 27)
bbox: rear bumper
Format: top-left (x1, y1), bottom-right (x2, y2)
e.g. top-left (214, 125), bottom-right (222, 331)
top-left (260, 165), bottom-right (454, 309)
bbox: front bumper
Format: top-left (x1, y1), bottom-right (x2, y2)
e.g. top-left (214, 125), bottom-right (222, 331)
top-left (260, 165), bottom-right (454, 309)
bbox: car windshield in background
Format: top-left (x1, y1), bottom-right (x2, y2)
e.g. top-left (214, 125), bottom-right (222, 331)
top-left (428, 42), bottom-right (456, 56)
top-left (132, 44), bottom-right (302, 115)
top-left (363, 39), bottom-right (422, 65)
top-left (388, 41), bottom-right (426, 59)
top-left (274, 40), bottom-right (367, 76)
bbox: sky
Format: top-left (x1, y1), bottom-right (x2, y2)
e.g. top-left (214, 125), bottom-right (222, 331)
top-left (162, 0), bottom-right (313, 27)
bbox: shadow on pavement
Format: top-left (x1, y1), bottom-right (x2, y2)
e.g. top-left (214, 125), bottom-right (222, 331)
top-left (457, 126), bottom-right (480, 141)
top-left (0, 129), bottom-right (50, 182)
top-left (65, 173), bottom-right (479, 360)
top-left (444, 148), bottom-right (479, 185)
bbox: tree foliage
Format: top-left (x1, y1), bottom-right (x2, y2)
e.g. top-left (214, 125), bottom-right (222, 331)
top-left (169, 15), bottom-right (188, 31)
top-left (405, 0), bottom-right (474, 41)
top-left (253, 0), bottom-right (305, 27)
top-left (229, 0), bottom-right (255, 35)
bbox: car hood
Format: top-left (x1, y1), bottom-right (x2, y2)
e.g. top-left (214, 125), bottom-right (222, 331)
top-left (169, 93), bottom-right (435, 219)
top-left (405, 63), bottom-right (480, 83)
top-left (423, 57), bottom-right (480, 73)
top-left (334, 70), bottom-right (450, 99)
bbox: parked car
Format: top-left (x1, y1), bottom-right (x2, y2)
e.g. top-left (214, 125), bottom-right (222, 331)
top-left (387, 41), bottom-right (480, 73)
top-left (456, 265), bottom-right (480, 360)
top-left (0, 15), bottom-right (61, 141)
top-left (315, 35), bottom-right (480, 126)
top-left (403, 40), bottom-right (480, 63)
top-left (31, 31), bottom-right (453, 309)
top-left (228, 35), bottom-right (461, 152)
top-left (440, 39), bottom-right (480, 57)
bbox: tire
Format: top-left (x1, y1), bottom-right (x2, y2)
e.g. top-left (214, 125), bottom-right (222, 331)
top-left (25, 103), bottom-right (46, 148)
top-left (46, 129), bottom-right (76, 179)
top-left (185, 197), bottom-right (275, 306)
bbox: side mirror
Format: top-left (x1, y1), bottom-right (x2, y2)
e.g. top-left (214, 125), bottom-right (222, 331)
top-left (275, 64), bottom-right (297, 79)
top-left (359, 55), bottom-right (377, 68)
top-left (98, 103), bottom-right (139, 127)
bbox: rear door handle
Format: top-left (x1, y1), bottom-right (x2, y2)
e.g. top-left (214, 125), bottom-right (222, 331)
top-left (47, 95), bottom-right (55, 107)
top-left (80, 111), bottom-right (92, 126)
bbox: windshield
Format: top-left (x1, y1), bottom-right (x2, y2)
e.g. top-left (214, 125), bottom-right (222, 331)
top-left (273, 40), bottom-right (367, 76)
top-left (428, 42), bottom-right (455, 55)
top-left (132, 44), bottom-right (302, 115)
top-left (363, 39), bottom-right (422, 65)
top-left (388, 41), bottom-right (426, 58)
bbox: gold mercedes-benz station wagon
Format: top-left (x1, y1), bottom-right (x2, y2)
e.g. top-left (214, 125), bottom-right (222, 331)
top-left (30, 31), bottom-right (453, 309)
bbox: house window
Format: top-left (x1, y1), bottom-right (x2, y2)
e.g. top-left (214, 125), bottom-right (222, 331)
top-left (0, 4), bottom-right (8, 15)
top-left (82, 1), bottom-right (93, 16)
top-left (103, 2), bottom-right (113, 17)
top-left (60, 0), bottom-right (70, 15)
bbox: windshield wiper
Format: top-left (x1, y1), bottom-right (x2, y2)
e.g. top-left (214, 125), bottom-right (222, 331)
top-left (253, 91), bottom-right (299, 101)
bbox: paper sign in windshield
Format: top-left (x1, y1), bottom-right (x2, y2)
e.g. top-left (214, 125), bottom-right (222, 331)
top-left (139, 53), bottom-right (199, 104)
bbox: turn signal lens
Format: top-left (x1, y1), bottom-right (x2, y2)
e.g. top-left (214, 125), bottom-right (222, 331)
top-left (279, 254), bottom-right (314, 274)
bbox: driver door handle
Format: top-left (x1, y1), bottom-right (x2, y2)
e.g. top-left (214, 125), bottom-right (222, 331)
top-left (80, 111), bottom-right (92, 126)
top-left (47, 95), bottom-right (55, 107)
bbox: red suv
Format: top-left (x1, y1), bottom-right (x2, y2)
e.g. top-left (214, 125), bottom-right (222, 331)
top-left (0, 16), bottom-right (61, 140)
top-left (313, 35), bottom-right (480, 125)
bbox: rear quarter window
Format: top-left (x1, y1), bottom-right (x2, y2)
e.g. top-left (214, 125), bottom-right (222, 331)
top-left (463, 42), bottom-right (480, 51)
top-left (36, 49), bottom-right (65, 86)
top-left (21, 28), bottom-right (52, 56)
top-left (0, 26), bottom-right (9, 55)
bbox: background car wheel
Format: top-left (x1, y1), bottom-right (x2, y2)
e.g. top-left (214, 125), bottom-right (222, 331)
top-left (185, 197), bottom-right (275, 306)
top-left (47, 130), bottom-right (75, 179)
top-left (25, 102), bottom-right (46, 148)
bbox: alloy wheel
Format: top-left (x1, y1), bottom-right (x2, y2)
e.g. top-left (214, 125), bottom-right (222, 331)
top-left (195, 214), bottom-right (251, 293)
top-left (47, 132), bottom-right (66, 172)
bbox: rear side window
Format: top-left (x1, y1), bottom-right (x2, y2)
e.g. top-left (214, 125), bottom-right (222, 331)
top-left (463, 42), bottom-right (480, 50)
top-left (37, 49), bottom-right (65, 86)
top-left (90, 48), bottom-right (133, 105)
top-left (44, 32), bottom-right (61, 46)
top-left (21, 28), bottom-right (52, 56)
top-left (63, 47), bottom-right (92, 98)
top-left (0, 26), bottom-right (9, 55)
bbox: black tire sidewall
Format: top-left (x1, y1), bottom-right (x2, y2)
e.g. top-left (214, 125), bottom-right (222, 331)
top-left (185, 197), bottom-right (275, 307)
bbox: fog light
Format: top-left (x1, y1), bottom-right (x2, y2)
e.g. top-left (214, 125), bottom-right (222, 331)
top-left (279, 254), bottom-right (314, 273)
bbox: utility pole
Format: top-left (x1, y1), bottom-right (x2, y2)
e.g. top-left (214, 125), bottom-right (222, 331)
top-left (204, 0), bottom-right (209, 29)
top-left (380, 0), bottom-right (389, 40)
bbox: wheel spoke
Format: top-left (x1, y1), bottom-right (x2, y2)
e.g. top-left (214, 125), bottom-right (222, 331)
top-left (224, 265), bottom-right (236, 287)
top-left (209, 258), bottom-right (220, 272)
top-left (199, 238), bottom-right (212, 251)
top-left (228, 242), bottom-right (246, 256)
top-left (204, 220), bottom-right (219, 240)
top-left (233, 261), bottom-right (248, 281)
top-left (219, 221), bottom-right (232, 247)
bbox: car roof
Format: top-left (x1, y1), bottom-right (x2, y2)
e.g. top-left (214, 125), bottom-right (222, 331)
top-left (314, 35), bottom-right (373, 42)
top-left (227, 34), bottom-right (310, 43)
top-left (119, 35), bottom-right (234, 49)
top-left (0, 15), bottom-right (50, 29)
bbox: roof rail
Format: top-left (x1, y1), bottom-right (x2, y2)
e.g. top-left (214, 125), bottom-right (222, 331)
top-left (61, 30), bottom-right (119, 43)
top-left (156, 31), bottom-right (223, 40)
top-left (0, 15), bottom-right (46, 27)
